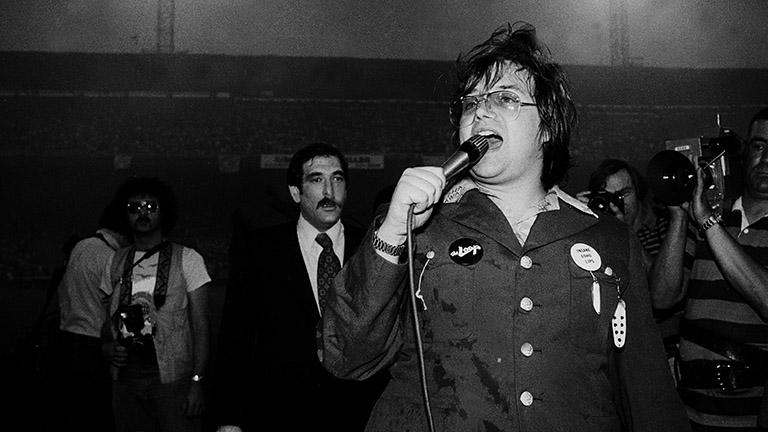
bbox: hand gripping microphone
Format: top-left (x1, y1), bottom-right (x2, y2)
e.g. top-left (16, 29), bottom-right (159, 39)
top-left (405, 134), bottom-right (489, 432)
top-left (441, 135), bottom-right (490, 180)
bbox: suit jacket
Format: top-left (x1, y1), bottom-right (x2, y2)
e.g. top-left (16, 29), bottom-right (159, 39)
top-left (215, 219), bottom-right (388, 431)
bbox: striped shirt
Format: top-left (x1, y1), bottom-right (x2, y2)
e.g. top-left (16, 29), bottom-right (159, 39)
top-left (679, 198), bottom-right (768, 429)
top-left (637, 215), bottom-right (669, 258)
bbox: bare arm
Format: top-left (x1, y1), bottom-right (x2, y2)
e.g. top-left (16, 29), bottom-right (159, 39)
top-left (701, 219), bottom-right (768, 320)
top-left (186, 282), bottom-right (210, 416)
top-left (687, 169), bottom-right (768, 320)
top-left (649, 206), bottom-right (690, 309)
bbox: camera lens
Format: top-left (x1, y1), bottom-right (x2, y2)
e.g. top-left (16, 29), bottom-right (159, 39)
top-left (588, 194), bottom-right (612, 214)
top-left (588, 191), bottom-right (625, 215)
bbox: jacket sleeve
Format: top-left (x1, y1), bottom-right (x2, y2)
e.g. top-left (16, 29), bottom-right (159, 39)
top-left (213, 232), bottom-right (255, 427)
top-left (611, 233), bottom-right (691, 432)
top-left (322, 226), bottom-right (409, 380)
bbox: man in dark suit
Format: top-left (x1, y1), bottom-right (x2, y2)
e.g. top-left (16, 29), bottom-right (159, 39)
top-left (215, 143), bottom-right (388, 432)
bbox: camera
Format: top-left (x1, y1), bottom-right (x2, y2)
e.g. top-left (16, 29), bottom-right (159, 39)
top-left (648, 119), bottom-right (743, 208)
top-left (663, 127), bottom-right (742, 208)
top-left (586, 190), bottom-right (626, 215)
top-left (116, 304), bottom-right (153, 355)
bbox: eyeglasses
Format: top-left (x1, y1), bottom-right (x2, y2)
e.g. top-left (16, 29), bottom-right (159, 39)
top-left (126, 200), bottom-right (160, 214)
top-left (450, 90), bottom-right (537, 127)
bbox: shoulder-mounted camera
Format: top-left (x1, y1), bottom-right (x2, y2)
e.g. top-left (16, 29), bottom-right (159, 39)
top-left (647, 116), bottom-right (743, 210)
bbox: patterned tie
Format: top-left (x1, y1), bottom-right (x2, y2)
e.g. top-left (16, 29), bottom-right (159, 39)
top-left (315, 232), bottom-right (341, 313)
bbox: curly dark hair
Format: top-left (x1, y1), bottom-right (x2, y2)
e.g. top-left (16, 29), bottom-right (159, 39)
top-left (286, 143), bottom-right (348, 191)
top-left (588, 159), bottom-right (648, 201)
top-left (452, 22), bottom-right (577, 190)
top-left (748, 107), bottom-right (768, 137)
top-left (114, 177), bottom-right (178, 234)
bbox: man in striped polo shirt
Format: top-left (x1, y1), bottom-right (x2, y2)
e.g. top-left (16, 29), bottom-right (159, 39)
top-left (652, 107), bottom-right (768, 431)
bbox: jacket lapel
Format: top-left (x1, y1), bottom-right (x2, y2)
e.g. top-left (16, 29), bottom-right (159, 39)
top-left (442, 190), bottom-right (600, 255)
top-left (524, 200), bottom-right (600, 252)
top-left (282, 223), bottom-right (321, 322)
top-left (442, 189), bottom-right (523, 256)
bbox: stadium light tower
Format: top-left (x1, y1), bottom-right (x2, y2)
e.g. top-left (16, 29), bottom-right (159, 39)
top-left (609, 0), bottom-right (629, 66)
top-left (156, 0), bottom-right (175, 54)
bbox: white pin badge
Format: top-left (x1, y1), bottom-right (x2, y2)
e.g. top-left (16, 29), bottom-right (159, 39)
top-left (570, 243), bottom-right (602, 314)
top-left (612, 296), bottom-right (627, 348)
top-left (570, 243), bottom-right (602, 271)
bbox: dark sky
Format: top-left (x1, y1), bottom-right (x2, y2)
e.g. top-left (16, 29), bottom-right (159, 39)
top-left (1, 0), bottom-right (767, 68)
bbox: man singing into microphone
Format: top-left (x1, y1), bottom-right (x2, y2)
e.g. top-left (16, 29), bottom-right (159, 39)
top-left (322, 23), bottom-right (689, 431)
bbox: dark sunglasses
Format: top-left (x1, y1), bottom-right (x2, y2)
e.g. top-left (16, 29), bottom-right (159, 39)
top-left (126, 200), bottom-right (160, 214)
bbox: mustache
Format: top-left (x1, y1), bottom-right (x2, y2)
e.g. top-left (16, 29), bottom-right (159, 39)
top-left (136, 216), bottom-right (151, 224)
top-left (316, 198), bottom-right (341, 209)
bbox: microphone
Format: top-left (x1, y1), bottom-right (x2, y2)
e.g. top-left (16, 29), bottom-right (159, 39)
top-left (441, 135), bottom-right (490, 180)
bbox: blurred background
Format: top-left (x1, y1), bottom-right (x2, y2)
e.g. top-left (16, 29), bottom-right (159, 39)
top-left (1, 1), bottom-right (767, 429)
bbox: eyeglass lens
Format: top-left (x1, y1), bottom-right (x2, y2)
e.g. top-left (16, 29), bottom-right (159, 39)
top-left (452, 91), bottom-right (523, 126)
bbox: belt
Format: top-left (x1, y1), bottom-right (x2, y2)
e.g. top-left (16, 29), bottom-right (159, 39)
top-left (682, 320), bottom-right (768, 371)
top-left (679, 360), bottom-right (763, 392)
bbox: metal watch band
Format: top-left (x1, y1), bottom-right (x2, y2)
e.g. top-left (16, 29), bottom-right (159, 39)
top-left (699, 214), bottom-right (722, 234)
top-left (372, 230), bottom-right (406, 257)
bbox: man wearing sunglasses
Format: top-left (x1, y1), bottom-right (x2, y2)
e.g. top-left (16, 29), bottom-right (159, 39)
top-left (101, 177), bottom-right (211, 432)
top-left (321, 23), bottom-right (688, 431)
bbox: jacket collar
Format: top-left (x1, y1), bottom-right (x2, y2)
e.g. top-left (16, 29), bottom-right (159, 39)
top-left (441, 184), bottom-right (600, 255)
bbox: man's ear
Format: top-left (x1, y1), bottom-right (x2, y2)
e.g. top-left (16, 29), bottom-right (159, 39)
top-left (288, 185), bottom-right (301, 204)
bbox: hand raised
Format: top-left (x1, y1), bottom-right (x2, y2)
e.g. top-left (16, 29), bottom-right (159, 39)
top-left (378, 167), bottom-right (446, 245)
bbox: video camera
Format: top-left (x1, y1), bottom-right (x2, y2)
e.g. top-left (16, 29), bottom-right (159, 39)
top-left (647, 116), bottom-right (743, 210)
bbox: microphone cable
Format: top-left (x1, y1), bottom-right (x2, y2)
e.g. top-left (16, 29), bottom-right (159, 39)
top-left (406, 203), bottom-right (436, 432)
top-left (402, 135), bottom-right (487, 432)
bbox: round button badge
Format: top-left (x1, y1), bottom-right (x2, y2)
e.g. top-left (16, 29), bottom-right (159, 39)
top-left (569, 243), bottom-right (602, 272)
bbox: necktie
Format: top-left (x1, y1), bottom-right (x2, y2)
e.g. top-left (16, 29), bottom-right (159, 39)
top-left (315, 232), bottom-right (341, 313)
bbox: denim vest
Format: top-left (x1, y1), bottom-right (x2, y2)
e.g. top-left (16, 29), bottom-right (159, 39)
top-left (109, 243), bottom-right (192, 384)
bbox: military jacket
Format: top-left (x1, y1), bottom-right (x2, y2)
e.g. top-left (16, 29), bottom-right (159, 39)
top-left (323, 188), bottom-right (690, 432)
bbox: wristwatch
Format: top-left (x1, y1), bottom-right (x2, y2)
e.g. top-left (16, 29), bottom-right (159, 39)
top-left (191, 373), bottom-right (204, 383)
top-left (372, 230), bottom-right (406, 257)
top-left (698, 213), bottom-right (723, 234)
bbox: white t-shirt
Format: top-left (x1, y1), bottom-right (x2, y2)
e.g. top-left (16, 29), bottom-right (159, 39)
top-left (128, 247), bottom-right (210, 299)
top-left (101, 246), bottom-right (211, 337)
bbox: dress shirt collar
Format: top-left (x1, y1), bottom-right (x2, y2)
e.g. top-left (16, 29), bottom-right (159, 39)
top-left (297, 214), bottom-right (344, 251)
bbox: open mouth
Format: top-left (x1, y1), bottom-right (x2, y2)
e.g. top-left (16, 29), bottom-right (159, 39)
top-left (482, 134), bottom-right (503, 148)
top-left (476, 131), bottom-right (503, 147)
top-left (317, 200), bottom-right (339, 210)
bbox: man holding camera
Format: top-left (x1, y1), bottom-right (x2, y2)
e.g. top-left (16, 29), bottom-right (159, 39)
top-left (578, 159), bottom-right (673, 270)
top-left (652, 107), bottom-right (768, 430)
top-left (101, 177), bottom-right (211, 432)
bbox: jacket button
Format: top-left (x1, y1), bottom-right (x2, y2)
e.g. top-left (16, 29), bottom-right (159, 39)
top-left (520, 342), bottom-right (533, 357)
top-left (520, 297), bottom-right (533, 311)
top-left (520, 391), bottom-right (533, 406)
top-left (520, 255), bottom-right (533, 269)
